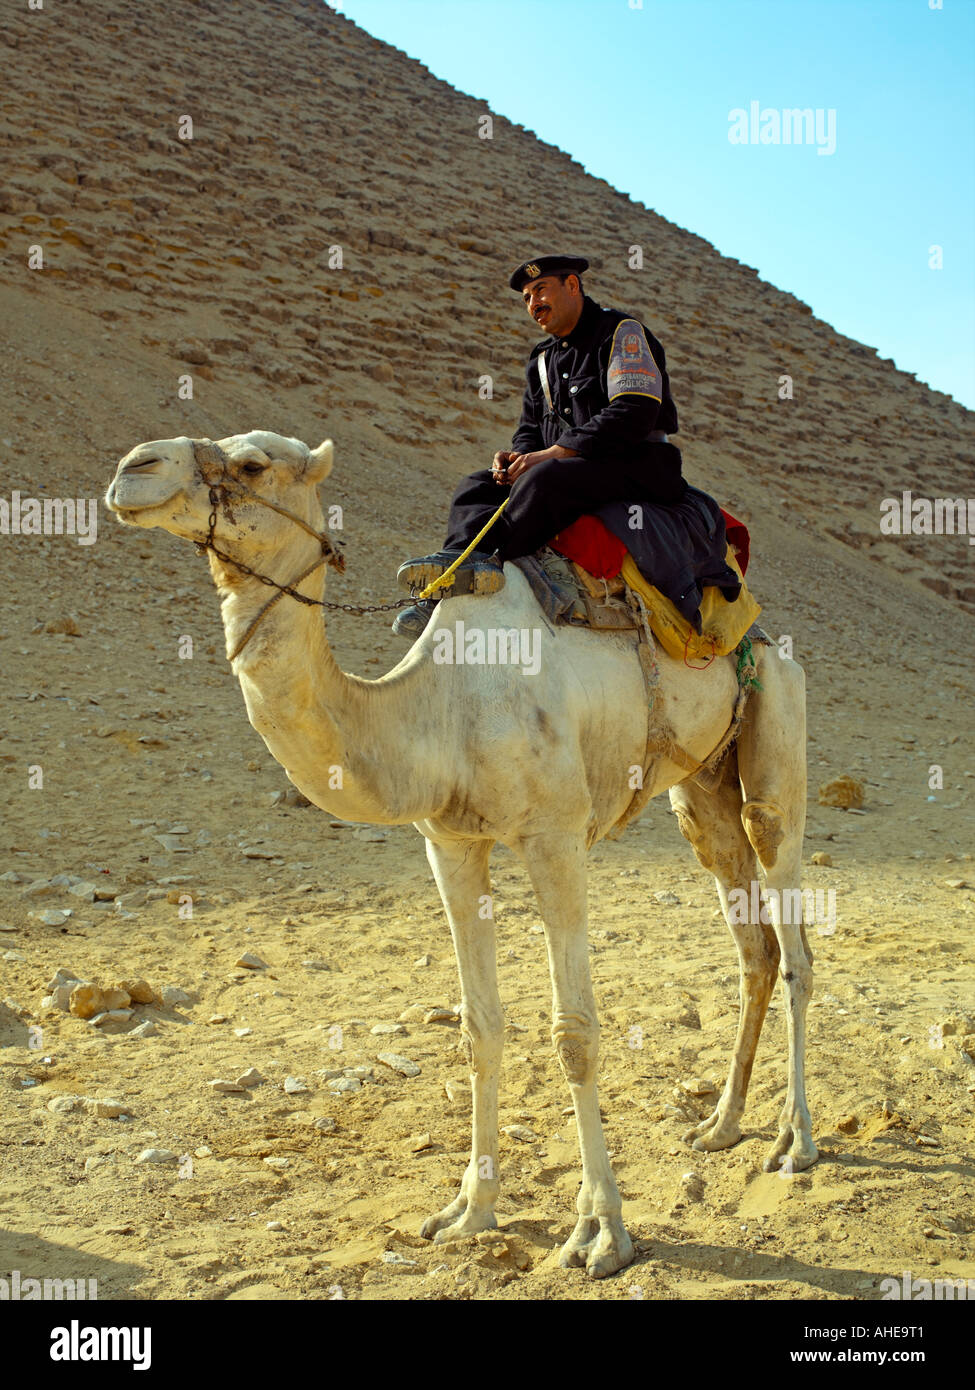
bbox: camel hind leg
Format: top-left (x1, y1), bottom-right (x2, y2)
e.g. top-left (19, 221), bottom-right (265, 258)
top-left (669, 750), bottom-right (780, 1154)
top-left (737, 647), bottom-right (818, 1173)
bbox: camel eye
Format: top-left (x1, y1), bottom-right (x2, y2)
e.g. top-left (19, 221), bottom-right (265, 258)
top-left (241, 462), bottom-right (267, 476)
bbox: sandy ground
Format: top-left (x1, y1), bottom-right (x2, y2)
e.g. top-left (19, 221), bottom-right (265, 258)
top-left (1, 0), bottom-right (973, 1303)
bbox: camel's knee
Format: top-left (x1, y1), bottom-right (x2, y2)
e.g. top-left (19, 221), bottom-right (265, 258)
top-left (552, 1013), bottom-right (598, 1085)
top-left (460, 1005), bottom-right (503, 1075)
top-left (741, 799), bottom-right (786, 870)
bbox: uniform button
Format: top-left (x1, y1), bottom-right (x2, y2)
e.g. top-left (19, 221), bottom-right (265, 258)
top-left (561, 340), bottom-right (569, 347)
top-left (563, 407), bottom-right (570, 414)
top-left (562, 372), bottom-right (568, 379)
top-left (569, 385), bottom-right (578, 394)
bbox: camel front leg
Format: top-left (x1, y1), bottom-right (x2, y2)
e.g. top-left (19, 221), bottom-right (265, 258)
top-left (420, 836), bottom-right (503, 1243)
top-left (519, 830), bottom-right (634, 1279)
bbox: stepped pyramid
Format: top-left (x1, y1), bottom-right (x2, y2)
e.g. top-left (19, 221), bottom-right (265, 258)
top-left (0, 0), bottom-right (972, 646)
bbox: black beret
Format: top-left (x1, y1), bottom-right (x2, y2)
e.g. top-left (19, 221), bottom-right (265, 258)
top-left (509, 254), bottom-right (589, 292)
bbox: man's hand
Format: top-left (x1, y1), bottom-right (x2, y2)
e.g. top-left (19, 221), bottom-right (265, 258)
top-left (492, 450), bottom-right (515, 485)
top-left (505, 443), bottom-right (573, 482)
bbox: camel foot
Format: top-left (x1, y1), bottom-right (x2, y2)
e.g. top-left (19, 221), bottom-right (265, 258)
top-left (559, 1215), bottom-right (634, 1279)
top-left (420, 1195), bottom-right (497, 1244)
top-left (763, 1125), bottom-right (819, 1174)
top-left (683, 1106), bottom-right (742, 1153)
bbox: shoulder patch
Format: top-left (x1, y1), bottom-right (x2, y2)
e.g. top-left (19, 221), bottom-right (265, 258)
top-left (607, 319), bottom-right (662, 402)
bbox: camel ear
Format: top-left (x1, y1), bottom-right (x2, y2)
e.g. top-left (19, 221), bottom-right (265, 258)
top-left (307, 439), bottom-right (333, 482)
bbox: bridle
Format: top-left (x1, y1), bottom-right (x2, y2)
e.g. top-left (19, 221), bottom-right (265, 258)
top-left (190, 440), bottom-right (408, 662)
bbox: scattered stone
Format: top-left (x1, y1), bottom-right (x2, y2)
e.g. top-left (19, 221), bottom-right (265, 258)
top-left (502, 1124), bottom-right (537, 1143)
top-left (266, 1220), bottom-right (285, 1231)
top-left (3, 949), bottom-right (26, 962)
top-left (69, 983), bottom-right (110, 1020)
top-left (313, 1116), bottom-right (336, 1133)
top-left (916, 1135), bottom-right (940, 1148)
top-left (47, 1096), bottom-right (78, 1114)
top-left (195, 1146), bottom-right (212, 1158)
top-left (371, 1022), bottom-right (406, 1035)
top-left (818, 776), bottom-right (864, 809)
top-left (653, 891), bottom-right (681, 906)
top-left (444, 1079), bottom-right (470, 1104)
top-left (48, 982), bottom-right (79, 1009)
top-left (414, 955), bottom-right (432, 968)
top-left (381, 1250), bottom-right (417, 1267)
top-left (283, 1076), bottom-right (309, 1094)
top-left (117, 978), bottom-right (154, 1004)
top-left (84, 1155), bottom-right (111, 1173)
top-left (944, 879), bottom-right (969, 890)
top-left (424, 1007), bottom-right (459, 1024)
top-left (236, 1067), bottom-right (265, 1088)
top-left (68, 881), bottom-right (99, 900)
top-left (209, 1014), bottom-right (230, 1024)
top-left (263, 1156), bottom-right (290, 1170)
top-left (302, 960), bottom-right (330, 971)
top-left (678, 1171), bottom-right (705, 1202)
top-left (328, 1077), bottom-right (360, 1093)
top-left (810, 852), bottom-right (833, 867)
top-left (135, 1148), bottom-right (178, 1165)
top-left (345, 1065), bottom-right (374, 1080)
top-left (83, 1098), bottom-right (127, 1119)
top-left (233, 1027), bottom-right (253, 1038)
top-left (409, 1132), bottom-right (434, 1152)
top-left (21, 879), bottom-right (54, 899)
top-left (398, 1005), bottom-right (433, 1023)
top-left (37, 909), bottom-right (72, 926)
top-left (377, 1052), bottom-right (421, 1078)
top-left (680, 1077), bottom-right (717, 1097)
top-left (235, 953), bottom-right (267, 970)
top-left (210, 1079), bottom-right (246, 1093)
top-left (353, 828), bottom-right (387, 842)
top-left (48, 970), bottom-right (84, 996)
top-left (91, 1009), bottom-right (134, 1029)
top-left (130, 1021), bottom-right (158, 1039)
top-left (160, 986), bottom-right (192, 1006)
top-left (836, 1114), bottom-right (859, 1135)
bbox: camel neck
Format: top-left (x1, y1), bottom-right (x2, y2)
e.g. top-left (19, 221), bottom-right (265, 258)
top-left (210, 554), bottom-right (417, 822)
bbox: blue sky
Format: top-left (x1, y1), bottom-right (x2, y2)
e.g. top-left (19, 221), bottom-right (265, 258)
top-left (328, 0), bottom-right (975, 409)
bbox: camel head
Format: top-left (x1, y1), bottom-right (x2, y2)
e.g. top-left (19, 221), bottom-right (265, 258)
top-left (105, 431), bottom-right (337, 575)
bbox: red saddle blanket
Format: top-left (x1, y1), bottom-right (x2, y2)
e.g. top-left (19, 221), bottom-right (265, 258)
top-left (551, 508), bottom-right (751, 578)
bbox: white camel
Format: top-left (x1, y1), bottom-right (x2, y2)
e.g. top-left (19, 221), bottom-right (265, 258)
top-left (105, 430), bottom-right (817, 1279)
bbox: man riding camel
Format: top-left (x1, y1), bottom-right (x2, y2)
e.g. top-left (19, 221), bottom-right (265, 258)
top-left (394, 254), bottom-right (689, 637)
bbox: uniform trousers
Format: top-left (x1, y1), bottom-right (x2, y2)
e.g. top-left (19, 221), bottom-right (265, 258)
top-left (442, 447), bottom-right (687, 561)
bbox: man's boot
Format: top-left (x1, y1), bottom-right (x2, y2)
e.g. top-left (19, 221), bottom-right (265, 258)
top-left (391, 597), bottom-right (439, 639)
top-left (396, 549), bottom-right (505, 596)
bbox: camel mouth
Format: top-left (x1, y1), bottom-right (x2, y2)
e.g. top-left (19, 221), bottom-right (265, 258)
top-left (105, 473), bottom-right (184, 520)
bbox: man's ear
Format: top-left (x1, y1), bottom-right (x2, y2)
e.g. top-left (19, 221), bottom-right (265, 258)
top-left (307, 439), bottom-right (334, 482)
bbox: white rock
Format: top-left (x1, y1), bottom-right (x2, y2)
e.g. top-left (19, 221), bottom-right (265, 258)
top-left (84, 1155), bottom-right (111, 1172)
top-left (370, 1022), bottom-right (406, 1035)
top-left (68, 881), bottom-right (99, 899)
top-left (263, 1156), bottom-right (290, 1170)
top-left (313, 1116), bottom-right (336, 1132)
top-left (233, 1027), bottom-right (253, 1038)
top-left (502, 1124), bottom-right (537, 1143)
top-left (235, 953), bottom-right (267, 970)
top-left (160, 985), bottom-right (192, 1006)
top-left (328, 1077), bottom-right (361, 1093)
top-left (424, 1008), bottom-right (459, 1024)
top-left (46, 968), bottom-right (82, 992)
top-left (37, 910), bottom-right (72, 926)
top-left (266, 1220), bottom-right (285, 1231)
top-left (283, 1076), bottom-right (309, 1094)
top-left (83, 1098), bottom-right (127, 1118)
top-left (210, 1079), bottom-right (246, 1093)
top-left (236, 1067), bottom-right (265, 1088)
top-left (377, 1052), bottom-right (420, 1077)
top-left (135, 1148), bottom-right (178, 1164)
top-left (47, 1096), bottom-right (78, 1114)
top-left (130, 1021), bottom-right (158, 1039)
